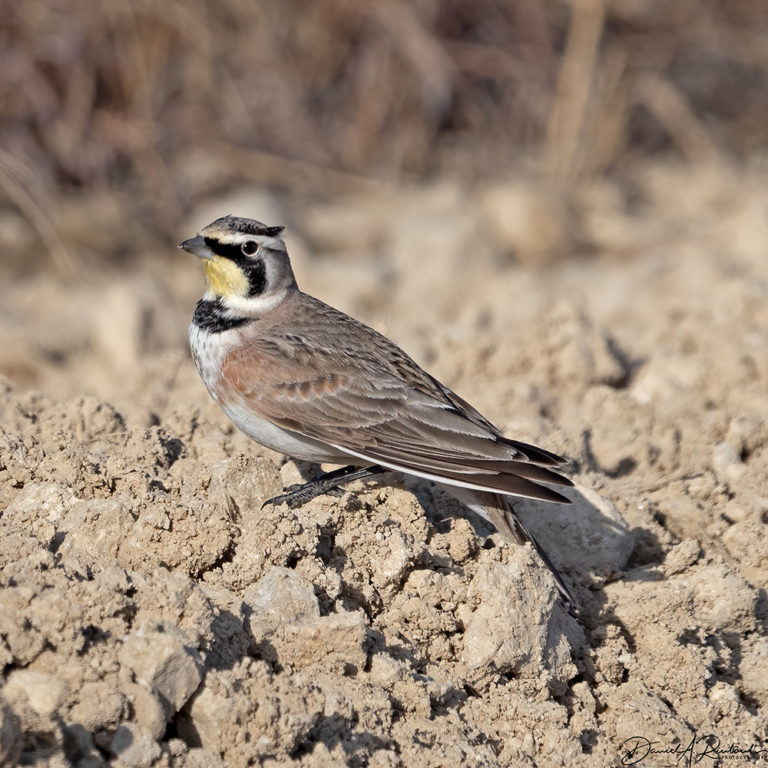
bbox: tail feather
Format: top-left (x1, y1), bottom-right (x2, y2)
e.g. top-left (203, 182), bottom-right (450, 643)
top-left (503, 439), bottom-right (568, 467)
top-left (498, 502), bottom-right (577, 617)
top-left (348, 444), bottom-right (574, 503)
top-left (449, 487), bottom-right (577, 616)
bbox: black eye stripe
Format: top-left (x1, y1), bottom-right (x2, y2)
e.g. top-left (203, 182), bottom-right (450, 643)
top-left (204, 237), bottom-right (247, 263)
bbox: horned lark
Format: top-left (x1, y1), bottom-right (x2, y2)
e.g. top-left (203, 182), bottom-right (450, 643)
top-left (181, 215), bottom-right (576, 611)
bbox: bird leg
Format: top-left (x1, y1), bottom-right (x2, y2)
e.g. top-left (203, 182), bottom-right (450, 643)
top-left (262, 464), bottom-right (387, 509)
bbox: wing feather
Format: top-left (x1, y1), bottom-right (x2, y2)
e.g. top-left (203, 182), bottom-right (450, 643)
top-left (220, 316), bottom-right (571, 502)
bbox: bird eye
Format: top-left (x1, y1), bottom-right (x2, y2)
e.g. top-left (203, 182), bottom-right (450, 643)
top-left (241, 241), bottom-right (258, 256)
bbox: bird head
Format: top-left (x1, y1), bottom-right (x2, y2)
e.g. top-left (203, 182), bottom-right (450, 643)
top-left (180, 215), bottom-right (297, 313)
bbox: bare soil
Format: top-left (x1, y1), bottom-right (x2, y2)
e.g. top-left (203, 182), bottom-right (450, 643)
top-left (1, 163), bottom-right (767, 767)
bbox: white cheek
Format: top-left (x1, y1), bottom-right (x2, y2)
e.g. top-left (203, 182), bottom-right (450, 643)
top-left (221, 290), bottom-right (288, 315)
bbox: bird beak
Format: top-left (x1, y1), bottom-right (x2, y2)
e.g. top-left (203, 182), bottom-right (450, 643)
top-left (178, 235), bottom-right (211, 259)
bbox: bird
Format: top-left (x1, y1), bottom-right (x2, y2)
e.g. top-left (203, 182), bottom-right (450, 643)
top-left (181, 215), bottom-right (577, 612)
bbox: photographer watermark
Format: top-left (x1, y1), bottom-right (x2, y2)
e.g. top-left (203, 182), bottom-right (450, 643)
top-left (618, 735), bottom-right (767, 766)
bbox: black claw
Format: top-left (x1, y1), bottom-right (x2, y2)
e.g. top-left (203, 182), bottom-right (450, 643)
top-left (261, 464), bottom-right (387, 510)
top-left (262, 487), bottom-right (302, 510)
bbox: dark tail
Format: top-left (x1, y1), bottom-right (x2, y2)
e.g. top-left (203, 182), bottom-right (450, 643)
top-left (502, 502), bottom-right (578, 617)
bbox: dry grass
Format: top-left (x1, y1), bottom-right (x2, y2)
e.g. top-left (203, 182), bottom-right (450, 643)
top-left (2, 0), bottom-right (768, 243)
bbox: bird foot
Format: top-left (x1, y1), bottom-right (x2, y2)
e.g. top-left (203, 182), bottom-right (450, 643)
top-left (261, 464), bottom-right (386, 510)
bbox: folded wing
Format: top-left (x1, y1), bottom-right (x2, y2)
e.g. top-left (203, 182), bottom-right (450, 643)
top-left (221, 334), bottom-right (573, 503)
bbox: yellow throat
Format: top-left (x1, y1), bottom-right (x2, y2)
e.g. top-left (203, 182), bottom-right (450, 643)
top-left (202, 256), bottom-right (248, 297)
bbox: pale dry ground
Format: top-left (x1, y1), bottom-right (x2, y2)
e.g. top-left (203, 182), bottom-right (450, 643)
top-left (0, 161), bottom-right (767, 767)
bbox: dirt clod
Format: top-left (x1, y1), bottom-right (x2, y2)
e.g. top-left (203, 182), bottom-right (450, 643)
top-left (2, 168), bottom-right (768, 765)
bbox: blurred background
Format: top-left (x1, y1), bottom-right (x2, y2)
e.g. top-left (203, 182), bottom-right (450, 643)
top-left (1, 0), bottom-right (767, 419)
top-left (4, 0), bottom-right (768, 263)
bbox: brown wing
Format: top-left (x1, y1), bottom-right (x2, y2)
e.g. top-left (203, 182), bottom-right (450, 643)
top-left (220, 296), bottom-right (572, 503)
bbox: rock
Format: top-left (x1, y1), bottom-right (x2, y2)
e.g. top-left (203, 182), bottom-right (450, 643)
top-left (180, 660), bottom-right (324, 762)
top-left (3, 669), bottom-right (69, 721)
top-left (663, 539), bottom-right (701, 576)
top-left (723, 520), bottom-right (768, 581)
top-left (4, 481), bottom-right (78, 525)
top-left (462, 550), bottom-right (581, 691)
top-left (121, 684), bottom-right (166, 741)
top-left (118, 621), bottom-right (203, 717)
top-left (739, 638), bottom-right (768, 706)
top-left (368, 654), bottom-right (409, 687)
top-left (0, 695), bottom-right (21, 768)
top-left (245, 566), bottom-right (367, 673)
top-left (687, 565), bottom-right (757, 634)
top-left (68, 682), bottom-right (125, 733)
top-left (268, 611), bottom-right (368, 674)
top-left (604, 681), bottom-right (694, 754)
top-left (370, 530), bottom-right (415, 595)
top-left (515, 483), bottom-right (632, 581)
top-left (57, 498), bottom-right (132, 567)
top-left (109, 722), bottom-right (161, 768)
top-left (244, 566), bottom-right (320, 639)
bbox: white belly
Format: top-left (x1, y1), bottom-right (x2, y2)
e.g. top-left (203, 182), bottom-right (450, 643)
top-left (189, 323), bottom-right (351, 464)
top-left (219, 400), bottom-right (349, 462)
